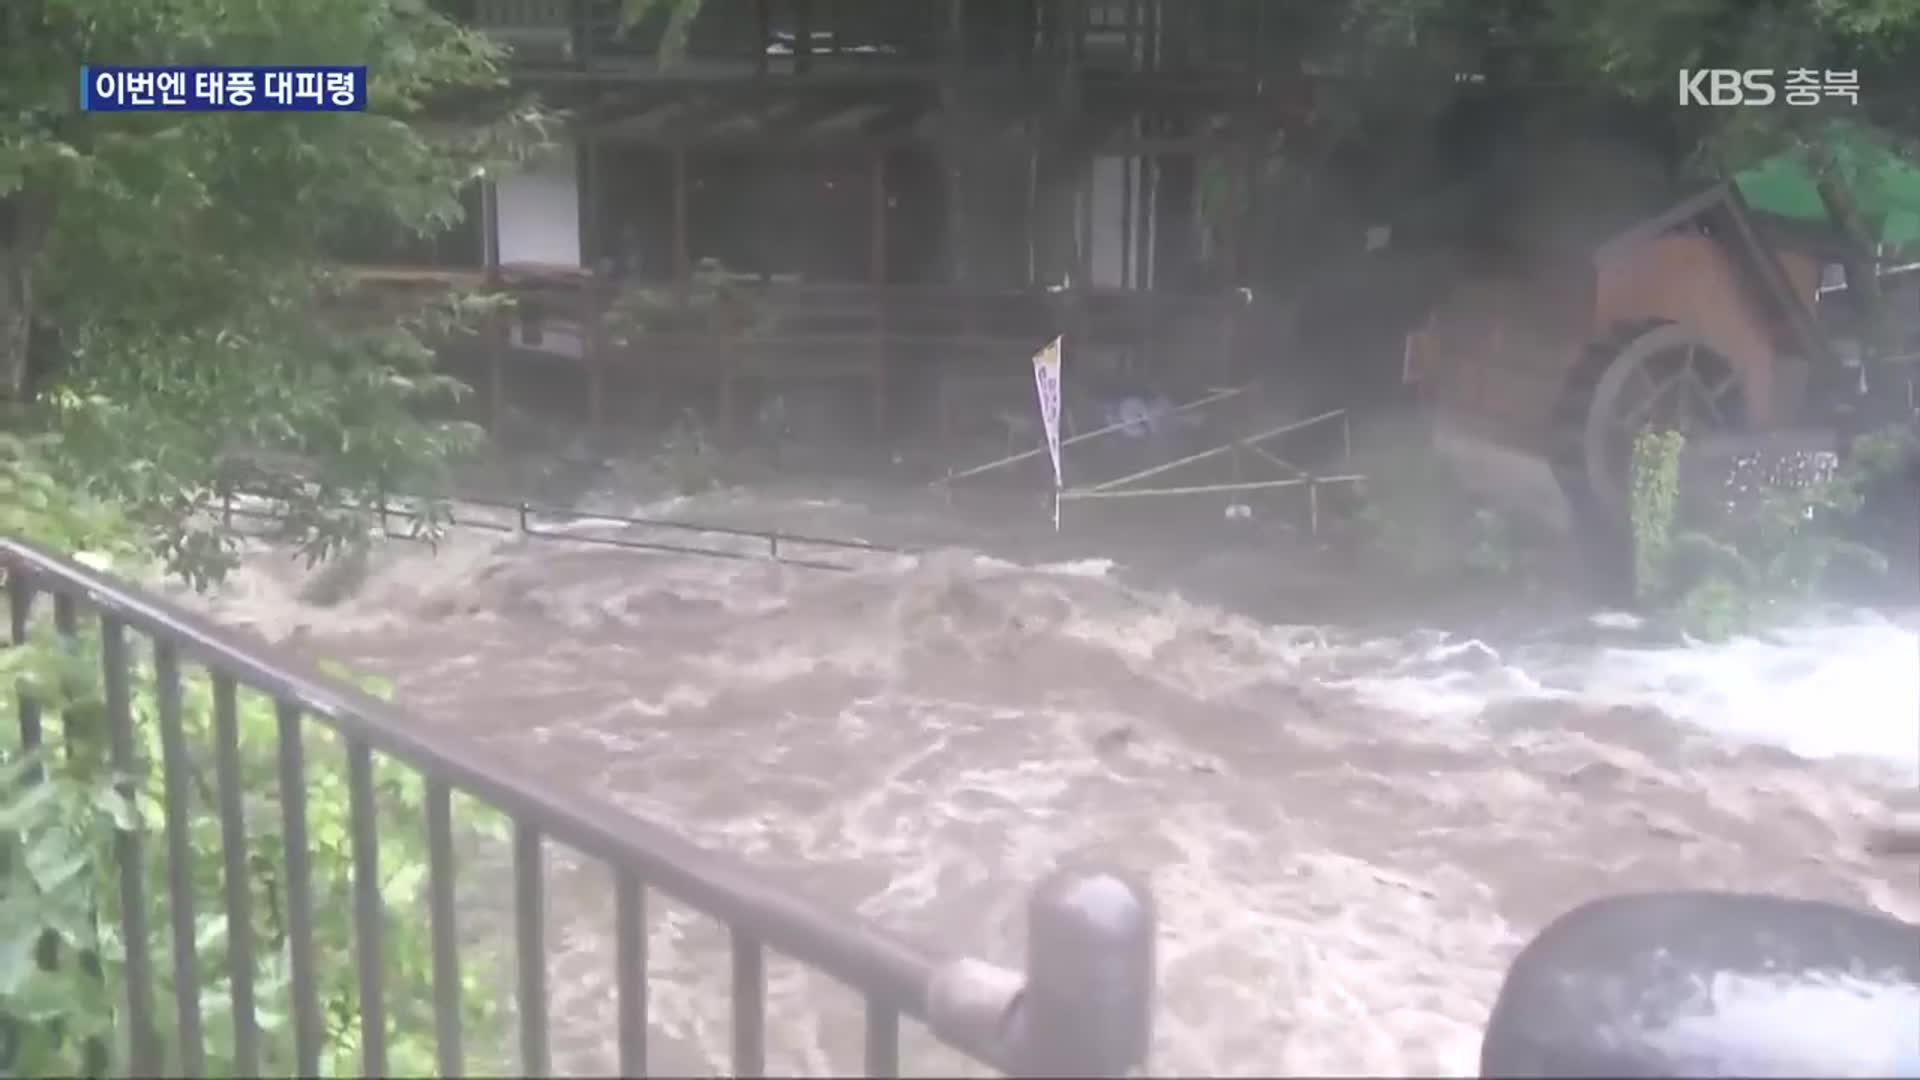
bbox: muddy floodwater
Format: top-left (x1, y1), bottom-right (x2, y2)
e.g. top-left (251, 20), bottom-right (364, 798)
top-left (183, 480), bottom-right (1920, 1077)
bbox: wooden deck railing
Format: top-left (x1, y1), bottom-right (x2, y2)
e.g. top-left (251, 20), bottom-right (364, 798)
top-left (346, 267), bottom-right (1254, 435)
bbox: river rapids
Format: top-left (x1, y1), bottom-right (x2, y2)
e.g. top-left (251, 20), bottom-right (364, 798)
top-left (178, 479), bottom-right (1920, 1077)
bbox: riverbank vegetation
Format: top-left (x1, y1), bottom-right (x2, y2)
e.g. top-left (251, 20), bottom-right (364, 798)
top-left (3, 0), bottom-right (547, 588)
top-left (2, 0), bottom-right (538, 1072)
top-left (1627, 424), bottom-right (1915, 640)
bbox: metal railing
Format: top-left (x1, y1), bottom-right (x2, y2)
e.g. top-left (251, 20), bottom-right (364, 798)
top-left (214, 489), bottom-right (915, 573)
top-left (1, 536), bottom-right (1155, 1077)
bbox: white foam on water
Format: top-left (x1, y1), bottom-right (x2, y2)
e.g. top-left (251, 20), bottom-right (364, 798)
top-left (1032, 557), bottom-right (1119, 579)
top-left (1557, 615), bottom-right (1920, 778)
top-left (1331, 613), bottom-right (1920, 780)
top-left (182, 498), bottom-right (1920, 1078)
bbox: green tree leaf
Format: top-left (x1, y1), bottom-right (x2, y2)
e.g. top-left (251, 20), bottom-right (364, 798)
top-left (0, 917), bottom-right (42, 996)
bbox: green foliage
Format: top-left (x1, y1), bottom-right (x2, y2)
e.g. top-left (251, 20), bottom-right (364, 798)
top-left (618, 0), bottom-right (708, 63)
top-left (605, 258), bottom-right (770, 344)
top-left (1629, 428), bottom-right (1685, 603)
top-left (0, 616), bottom-right (515, 1078)
top-left (3, 459), bottom-right (513, 1076)
top-left (1629, 426), bottom-right (1898, 639)
top-left (1345, 421), bottom-right (1539, 585)
top-left (2, 0), bottom-right (552, 588)
top-left (0, 747), bottom-right (130, 1075)
top-left (0, 0), bottom-right (560, 1052)
top-left (1850, 420), bottom-right (1918, 478)
top-left (0, 434), bottom-right (144, 573)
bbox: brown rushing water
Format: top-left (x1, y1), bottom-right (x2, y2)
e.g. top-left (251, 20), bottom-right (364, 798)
top-left (178, 479), bottom-right (1920, 1077)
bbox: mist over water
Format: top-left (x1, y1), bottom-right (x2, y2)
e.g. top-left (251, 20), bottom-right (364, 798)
top-left (184, 483), bottom-right (1920, 1077)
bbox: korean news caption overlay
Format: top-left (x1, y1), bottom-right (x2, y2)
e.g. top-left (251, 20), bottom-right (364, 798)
top-left (81, 66), bottom-right (368, 113)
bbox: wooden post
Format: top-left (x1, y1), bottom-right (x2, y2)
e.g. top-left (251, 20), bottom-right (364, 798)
top-left (481, 175), bottom-right (505, 431)
top-left (718, 360), bottom-right (736, 440)
top-left (1142, 287), bottom-right (1158, 380)
top-left (481, 176), bottom-right (501, 284)
top-left (586, 352), bottom-right (606, 435)
top-left (941, 0), bottom-right (967, 286)
top-left (586, 288), bottom-right (607, 436)
top-left (1119, 147), bottom-right (1135, 289)
top-left (795, 0), bottom-right (814, 74)
top-left (870, 149), bottom-right (890, 435)
top-left (1019, 0), bottom-right (1037, 69)
top-left (1240, 139), bottom-right (1260, 282)
top-left (948, 0), bottom-right (967, 65)
top-left (1125, 0), bottom-right (1141, 66)
top-left (1224, 292), bottom-right (1241, 387)
top-left (670, 146), bottom-right (690, 292)
top-left (488, 310), bottom-right (507, 433)
top-left (1026, 147), bottom-right (1040, 286)
top-left (569, 0), bottom-right (593, 70)
top-left (870, 151), bottom-right (889, 285)
top-left (1065, 0), bottom-right (1083, 68)
top-left (577, 136), bottom-right (598, 271)
top-left (1078, 156), bottom-right (1094, 286)
top-left (1230, 434), bottom-right (1243, 518)
top-left (1219, 154), bottom-right (1240, 286)
top-left (754, 0), bottom-right (770, 78)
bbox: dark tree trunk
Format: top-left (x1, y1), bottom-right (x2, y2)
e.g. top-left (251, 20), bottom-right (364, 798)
top-left (0, 233), bottom-right (32, 405)
top-left (1810, 148), bottom-right (1896, 364)
top-left (0, 188), bottom-right (51, 404)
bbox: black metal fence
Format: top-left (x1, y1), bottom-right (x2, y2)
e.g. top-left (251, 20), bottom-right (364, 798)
top-left (214, 489), bottom-right (915, 573)
top-left (1, 536), bottom-right (1155, 1078)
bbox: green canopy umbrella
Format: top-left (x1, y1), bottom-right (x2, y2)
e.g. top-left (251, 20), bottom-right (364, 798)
top-left (1734, 120), bottom-right (1920, 254)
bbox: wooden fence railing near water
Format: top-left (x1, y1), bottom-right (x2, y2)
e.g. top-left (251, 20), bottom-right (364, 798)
top-left (347, 267), bottom-right (1254, 439)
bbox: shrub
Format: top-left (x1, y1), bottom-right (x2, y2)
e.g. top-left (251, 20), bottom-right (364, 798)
top-left (2, 442), bottom-right (511, 1077)
top-left (1627, 426), bottom-right (1898, 639)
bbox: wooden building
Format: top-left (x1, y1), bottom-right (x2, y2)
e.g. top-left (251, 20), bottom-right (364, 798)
top-left (378, 0), bottom-right (1318, 436)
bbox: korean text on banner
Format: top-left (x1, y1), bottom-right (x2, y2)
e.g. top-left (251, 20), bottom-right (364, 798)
top-left (81, 66), bottom-right (368, 112)
top-left (1031, 336), bottom-right (1064, 489)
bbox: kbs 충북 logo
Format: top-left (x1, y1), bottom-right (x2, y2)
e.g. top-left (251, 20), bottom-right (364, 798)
top-left (1678, 68), bottom-right (1860, 107)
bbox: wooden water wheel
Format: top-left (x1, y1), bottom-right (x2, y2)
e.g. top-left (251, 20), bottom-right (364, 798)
top-left (1576, 321), bottom-right (1751, 521)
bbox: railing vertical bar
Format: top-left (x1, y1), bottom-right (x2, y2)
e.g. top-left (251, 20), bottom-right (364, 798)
top-left (614, 870), bottom-right (649, 1076)
top-left (864, 996), bottom-right (901, 1078)
top-left (52, 595), bottom-right (76, 767)
top-left (153, 643), bottom-right (206, 1077)
top-left (100, 617), bottom-right (162, 1076)
top-left (3, 572), bottom-right (52, 1069)
top-left (274, 700), bottom-right (323, 1074)
top-left (58, 595), bottom-right (107, 1077)
top-left (5, 574), bottom-right (41, 762)
top-left (730, 929), bottom-right (766, 1078)
top-left (513, 822), bottom-right (551, 1077)
top-left (347, 737), bottom-right (388, 1077)
top-left (425, 779), bottom-right (465, 1078)
top-left (3, 569), bottom-right (28, 641)
top-left (209, 675), bottom-right (260, 1074)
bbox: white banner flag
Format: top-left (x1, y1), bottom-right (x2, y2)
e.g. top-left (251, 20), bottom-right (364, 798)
top-left (1032, 335), bottom-right (1064, 491)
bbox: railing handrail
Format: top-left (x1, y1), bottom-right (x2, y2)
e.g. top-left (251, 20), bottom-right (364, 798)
top-left (222, 487), bottom-right (911, 555)
top-left (341, 264), bottom-right (1252, 307)
top-left (0, 535), bottom-right (940, 1019)
top-left (211, 491), bottom-right (906, 573)
top-left (452, 494), bottom-right (909, 553)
